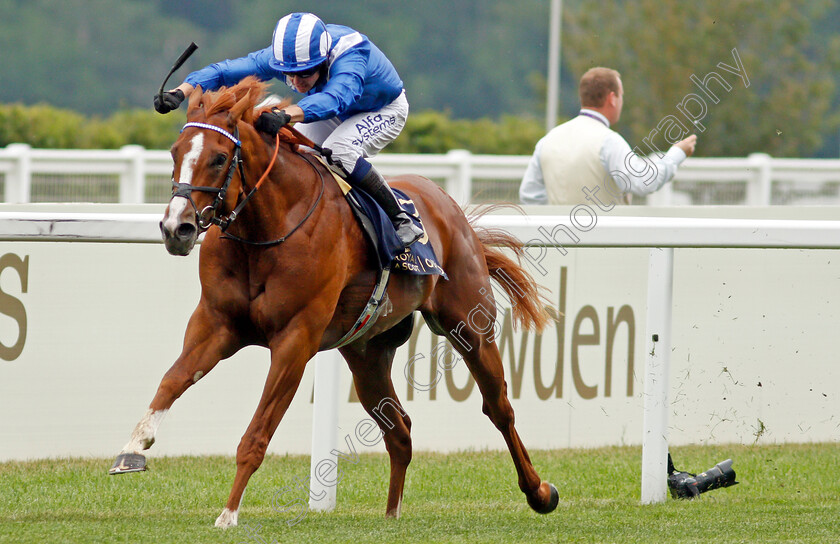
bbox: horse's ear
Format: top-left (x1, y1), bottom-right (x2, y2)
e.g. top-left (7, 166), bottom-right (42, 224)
top-left (188, 85), bottom-right (204, 113)
top-left (229, 90), bottom-right (252, 124)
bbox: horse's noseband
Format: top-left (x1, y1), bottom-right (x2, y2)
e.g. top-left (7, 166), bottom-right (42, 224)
top-left (171, 122), bottom-right (244, 232)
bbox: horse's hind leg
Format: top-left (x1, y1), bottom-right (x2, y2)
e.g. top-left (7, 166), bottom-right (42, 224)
top-left (425, 280), bottom-right (559, 514)
top-left (340, 334), bottom-right (412, 518)
top-left (110, 305), bottom-right (239, 474)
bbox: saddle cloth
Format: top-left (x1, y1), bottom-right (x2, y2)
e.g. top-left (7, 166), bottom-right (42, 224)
top-left (345, 186), bottom-right (448, 279)
top-left (313, 156), bottom-right (445, 277)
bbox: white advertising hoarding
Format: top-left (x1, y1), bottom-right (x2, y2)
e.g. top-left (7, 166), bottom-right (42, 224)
top-left (0, 208), bottom-right (838, 461)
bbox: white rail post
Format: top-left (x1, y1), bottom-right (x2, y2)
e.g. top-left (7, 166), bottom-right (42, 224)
top-left (640, 247), bottom-right (674, 504)
top-left (309, 349), bottom-right (341, 512)
top-left (120, 145), bottom-right (146, 204)
top-left (5, 144), bottom-right (32, 203)
top-left (747, 153), bottom-right (772, 206)
top-left (646, 182), bottom-right (673, 207)
top-left (446, 149), bottom-right (472, 205)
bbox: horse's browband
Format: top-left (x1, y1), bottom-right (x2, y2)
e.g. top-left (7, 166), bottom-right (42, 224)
top-left (181, 122), bottom-right (241, 146)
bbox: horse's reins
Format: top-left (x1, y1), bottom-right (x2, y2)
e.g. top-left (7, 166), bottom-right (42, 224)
top-left (220, 149), bottom-right (326, 247)
top-left (172, 121), bottom-right (326, 247)
top-left (217, 131), bottom-right (280, 230)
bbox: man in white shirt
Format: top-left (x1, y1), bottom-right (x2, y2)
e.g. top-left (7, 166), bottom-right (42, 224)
top-left (519, 67), bottom-right (697, 206)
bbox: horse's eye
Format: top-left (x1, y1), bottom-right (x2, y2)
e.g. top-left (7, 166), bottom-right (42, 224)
top-left (211, 154), bottom-right (228, 169)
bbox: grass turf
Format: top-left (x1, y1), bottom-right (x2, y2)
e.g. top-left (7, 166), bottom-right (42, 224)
top-left (1, 443), bottom-right (838, 543)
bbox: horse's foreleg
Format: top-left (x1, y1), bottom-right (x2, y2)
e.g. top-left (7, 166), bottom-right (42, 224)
top-left (215, 326), bottom-right (317, 529)
top-left (110, 304), bottom-right (239, 474)
top-left (340, 339), bottom-right (412, 518)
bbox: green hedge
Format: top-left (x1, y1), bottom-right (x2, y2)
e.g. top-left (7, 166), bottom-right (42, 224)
top-left (0, 103), bottom-right (545, 154)
top-left (390, 111), bottom-right (545, 155)
top-left (0, 103), bottom-right (186, 150)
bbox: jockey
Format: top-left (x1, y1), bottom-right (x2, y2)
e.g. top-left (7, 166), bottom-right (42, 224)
top-left (154, 12), bottom-right (424, 247)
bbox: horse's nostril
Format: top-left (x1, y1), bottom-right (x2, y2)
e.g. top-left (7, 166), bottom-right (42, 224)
top-left (176, 223), bottom-right (197, 239)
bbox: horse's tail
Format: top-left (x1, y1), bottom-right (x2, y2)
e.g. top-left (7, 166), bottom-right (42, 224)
top-left (468, 204), bottom-right (553, 332)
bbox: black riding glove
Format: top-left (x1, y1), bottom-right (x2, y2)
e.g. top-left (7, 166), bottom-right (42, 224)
top-left (154, 90), bottom-right (185, 114)
top-left (255, 108), bottom-right (292, 136)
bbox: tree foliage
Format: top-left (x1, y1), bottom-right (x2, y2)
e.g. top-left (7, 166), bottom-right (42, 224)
top-left (562, 0), bottom-right (840, 157)
top-left (0, 0), bottom-right (205, 116)
top-left (0, 0), bottom-right (837, 156)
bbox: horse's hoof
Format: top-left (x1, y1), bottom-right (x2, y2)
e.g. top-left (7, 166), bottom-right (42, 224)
top-left (215, 508), bottom-right (239, 528)
top-left (528, 482), bottom-right (559, 514)
top-left (109, 453), bottom-right (147, 475)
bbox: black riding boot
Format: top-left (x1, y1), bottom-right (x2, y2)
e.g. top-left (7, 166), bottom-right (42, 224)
top-left (352, 166), bottom-right (424, 247)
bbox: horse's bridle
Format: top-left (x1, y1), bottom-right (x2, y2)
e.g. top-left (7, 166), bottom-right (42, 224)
top-left (172, 122), bottom-right (244, 231)
top-left (170, 121), bottom-right (326, 246)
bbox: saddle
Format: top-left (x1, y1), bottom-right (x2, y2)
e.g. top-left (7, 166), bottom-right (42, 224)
top-left (269, 123), bottom-right (446, 348)
top-left (274, 125), bottom-right (444, 276)
top-left (313, 155), bottom-right (446, 277)
top-left (311, 155), bottom-right (446, 349)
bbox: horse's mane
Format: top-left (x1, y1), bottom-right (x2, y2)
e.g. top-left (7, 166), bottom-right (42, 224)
top-left (192, 76), bottom-right (293, 124)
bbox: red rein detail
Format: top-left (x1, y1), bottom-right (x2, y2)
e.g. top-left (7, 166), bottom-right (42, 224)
top-left (254, 133), bottom-right (281, 190)
top-left (254, 127), bottom-right (309, 189)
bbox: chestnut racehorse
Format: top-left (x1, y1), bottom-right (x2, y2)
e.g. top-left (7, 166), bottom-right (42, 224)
top-left (110, 77), bottom-right (558, 528)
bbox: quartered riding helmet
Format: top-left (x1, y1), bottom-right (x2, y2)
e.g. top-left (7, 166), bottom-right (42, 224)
top-left (270, 12), bottom-right (331, 74)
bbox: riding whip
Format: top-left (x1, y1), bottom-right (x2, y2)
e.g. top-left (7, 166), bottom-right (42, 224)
top-left (158, 42), bottom-right (198, 102)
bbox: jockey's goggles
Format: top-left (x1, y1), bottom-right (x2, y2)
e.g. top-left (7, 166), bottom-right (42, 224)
top-left (282, 64), bottom-right (322, 78)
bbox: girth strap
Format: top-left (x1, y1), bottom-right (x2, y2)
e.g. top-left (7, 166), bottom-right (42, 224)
top-left (325, 268), bottom-right (392, 350)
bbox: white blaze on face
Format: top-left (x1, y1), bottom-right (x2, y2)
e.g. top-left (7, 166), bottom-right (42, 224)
top-left (179, 133), bottom-right (204, 186)
top-left (163, 133), bottom-right (204, 232)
